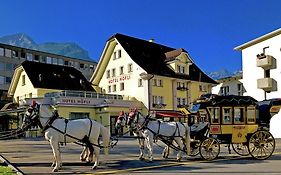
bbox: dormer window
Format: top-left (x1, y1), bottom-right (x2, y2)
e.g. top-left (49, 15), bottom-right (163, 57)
top-left (176, 64), bottom-right (186, 74)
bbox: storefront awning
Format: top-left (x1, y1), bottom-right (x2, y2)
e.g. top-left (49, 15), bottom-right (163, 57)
top-left (156, 111), bottom-right (187, 117)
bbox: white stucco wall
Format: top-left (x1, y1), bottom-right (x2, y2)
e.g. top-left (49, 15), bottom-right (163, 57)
top-left (99, 41), bottom-right (148, 108)
top-left (240, 33), bottom-right (281, 138)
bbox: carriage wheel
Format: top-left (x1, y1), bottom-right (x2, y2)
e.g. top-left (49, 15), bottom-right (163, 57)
top-left (231, 143), bottom-right (249, 156)
top-left (190, 141), bottom-right (200, 156)
top-left (199, 138), bottom-right (220, 160)
top-left (248, 130), bottom-right (275, 160)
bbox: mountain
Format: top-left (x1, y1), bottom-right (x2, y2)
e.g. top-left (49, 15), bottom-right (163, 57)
top-left (0, 33), bottom-right (92, 61)
top-left (207, 69), bottom-right (242, 80)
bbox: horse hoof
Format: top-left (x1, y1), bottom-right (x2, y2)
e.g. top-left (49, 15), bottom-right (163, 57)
top-left (52, 168), bottom-right (58, 172)
top-left (139, 157), bottom-right (145, 161)
top-left (176, 158), bottom-right (181, 162)
top-left (92, 166), bottom-right (97, 170)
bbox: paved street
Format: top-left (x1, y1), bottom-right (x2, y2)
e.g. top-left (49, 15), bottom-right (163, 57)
top-left (0, 137), bottom-right (281, 174)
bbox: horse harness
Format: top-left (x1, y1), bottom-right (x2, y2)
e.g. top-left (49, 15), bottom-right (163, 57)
top-left (27, 106), bottom-right (100, 149)
top-left (134, 112), bottom-right (184, 140)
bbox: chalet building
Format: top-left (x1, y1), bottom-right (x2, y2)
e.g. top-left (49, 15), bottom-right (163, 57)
top-left (0, 43), bottom-right (97, 108)
top-left (8, 61), bottom-right (94, 104)
top-left (234, 28), bottom-right (281, 138)
top-left (212, 73), bottom-right (245, 96)
top-left (91, 33), bottom-right (217, 118)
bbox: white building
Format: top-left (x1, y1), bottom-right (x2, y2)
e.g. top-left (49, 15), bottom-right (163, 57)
top-left (234, 28), bottom-right (281, 138)
top-left (212, 74), bottom-right (244, 96)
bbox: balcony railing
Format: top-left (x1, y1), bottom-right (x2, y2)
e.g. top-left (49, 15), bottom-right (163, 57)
top-left (152, 103), bottom-right (167, 108)
top-left (45, 90), bottom-right (123, 100)
top-left (176, 87), bottom-right (188, 91)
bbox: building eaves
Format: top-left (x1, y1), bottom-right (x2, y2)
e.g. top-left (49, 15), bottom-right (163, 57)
top-left (234, 28), bottom-right (281, 51)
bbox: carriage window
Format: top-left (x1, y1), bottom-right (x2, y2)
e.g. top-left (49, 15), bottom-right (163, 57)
top-left (247, 106), bottom-right (256, 123)
top-left (234, 107), bottom-right (245, 124)
top-left (223, 107), bottom-right (232, 124)
top-left (208, 107), bottom-right (220, 124)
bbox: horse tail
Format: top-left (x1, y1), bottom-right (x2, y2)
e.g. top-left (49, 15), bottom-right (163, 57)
top-left (184, 123), bottom-right (191, 155)
top-left (100, 125), bottom-right (110, 156)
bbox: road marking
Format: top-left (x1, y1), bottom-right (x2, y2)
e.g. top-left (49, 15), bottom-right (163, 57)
top-left (85, 151), bottom-right (281, 175)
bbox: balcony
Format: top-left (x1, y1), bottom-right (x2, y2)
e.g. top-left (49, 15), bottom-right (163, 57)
top-left (152, 103), bottom-right (167, 108)
top-left (257, 78), bottom-right (277, 92)
top-left (176, 86), bottom-right (188, 91)
top-left (256, 55), bottom-right (276, 70)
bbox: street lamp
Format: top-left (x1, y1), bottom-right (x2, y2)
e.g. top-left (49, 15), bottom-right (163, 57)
top-left (139, 72), bottom-right (154, 111)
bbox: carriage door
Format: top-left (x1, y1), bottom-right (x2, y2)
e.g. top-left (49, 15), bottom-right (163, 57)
top-left (110, 116), bottom-right (118, 136)
top-left (232, 107), bottom-right (247, 143)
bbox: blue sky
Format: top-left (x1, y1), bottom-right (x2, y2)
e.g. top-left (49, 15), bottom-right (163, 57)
top-left (1, 0), bottom-right (281, 73)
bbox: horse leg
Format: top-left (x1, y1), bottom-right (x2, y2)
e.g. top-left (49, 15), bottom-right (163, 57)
top-left (145, 134), bottom-right (154, 162)
top-left (80, 146), bottom-right (87, 162)
top-left (92, 142), bottom-right (100, 169)
top-left (162, 146), bottom-right (170, 159)
top-left (175, 138), bottom-right (184, 161)
top-left (138, 138), bottom-right (145, 160)
top-left (50, 139), bottom-right (62, 172)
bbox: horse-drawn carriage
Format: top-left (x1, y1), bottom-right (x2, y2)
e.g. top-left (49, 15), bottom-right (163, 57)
top-left (188, 94), bottom-right (280, 160)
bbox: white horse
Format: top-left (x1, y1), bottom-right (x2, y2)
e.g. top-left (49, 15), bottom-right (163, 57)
top-left (127, 110), bottom-right (191, 162)
top-left (21, 102), bottom-right (110, 172)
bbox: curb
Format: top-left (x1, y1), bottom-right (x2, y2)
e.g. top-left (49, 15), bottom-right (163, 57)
top-left (0, 154), bottom-right (25, 175)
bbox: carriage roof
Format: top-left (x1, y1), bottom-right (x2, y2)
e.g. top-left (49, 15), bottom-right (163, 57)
top-left (195, 95), bottom-right (257, 107)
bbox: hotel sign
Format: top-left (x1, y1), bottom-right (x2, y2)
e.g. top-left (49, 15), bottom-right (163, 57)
top-left (56, 97), bottom-right (101, 106)
top-left (108, 74), bottom-right (131, 84)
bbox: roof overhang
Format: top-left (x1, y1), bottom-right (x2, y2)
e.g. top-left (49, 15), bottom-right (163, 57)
top-left (8, 66), bottom-right (24, 97)
top-left (234, 28), bottom-right (281, 51)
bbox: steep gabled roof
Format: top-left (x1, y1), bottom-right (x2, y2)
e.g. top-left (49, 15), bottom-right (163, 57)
top-left (21, 61), bottom-right (94, 91)
top-left (113, 33), bottom-right (217, 84)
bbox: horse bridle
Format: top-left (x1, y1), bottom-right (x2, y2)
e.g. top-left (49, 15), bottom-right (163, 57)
top-left (24, 104), bottom-right (43, 130)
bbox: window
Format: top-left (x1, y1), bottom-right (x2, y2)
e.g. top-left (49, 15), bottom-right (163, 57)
top-left (26, 53), bottom-right (32, 61)
top-left (113, 50), bottom-right (122, 59)
top-left (0, 48), bottom-right (4, 56)
top-left (120, 66), bottom-right (124, 75)
top-left (152, 79), bottom-right (157, 86)
top-left (52, 58), bottom-right (58, 65)
top-left (113, 85), bottom-right (116, 92)
top-left (138, 79), bottom-right (143, 87)
top-left (120, 83), bottom-right (124, 91)
top-left (152, 96), bottom-right (164, 105)
top-left (177, 65), bottom-right (185, 74)
top-left (21, 52), bottom-right (26, 58)
top-left (69, 112), bottom-right (89, 120)
top-left (46, 57), bottom-right (52, 64)
top-left (0, 76), bottom-right (4, 85)
top-left (106, 70), bottom-right (110, 78)
top-left (108, 86), bottom-right (111, 93)
top-left (208, 107), bottom-right (220, 124)
top-left (222, 107), bottom-right (232, 124)
top-left (4, 49), bottom-right (11, 57)
top-left (234, 107), bottom-right (245, 124)
top-left (29, 93), bottom-right (32, 98)
top-left (80, 63), bottom-right (84, 69)
top-left (265, 70), bottom-right (270, 78)
top-left (118, 50), bottom-right (121, 58)
top-left (22, 75), bottom-right (26, 86)
top-left (41, 56), bottom-right (47, 63)
top-left (158, 79), bottom-right (163, 87)
top-left (58, 59), bottom-right (64, 65)
top-left (177, 98), bottom-right (181, 106)
top-left (89, 65), bottom-right (94, 71)
top-left (64, 60), bottom-right (69, 66)
top-left (238, 84), bottom-right (243, 96)
top-left (220, 86), bottom-right (229, 96)
top-left (128, 63), bottom-right (133, 73)
top-left (34, 55), bottom-right (40, 62)
top-left (247, 106), bottom-right (256, 123)
top-left (112, 68), bottom-right (116, 77)
top-left (12, 50), bottom-right (19, 58)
